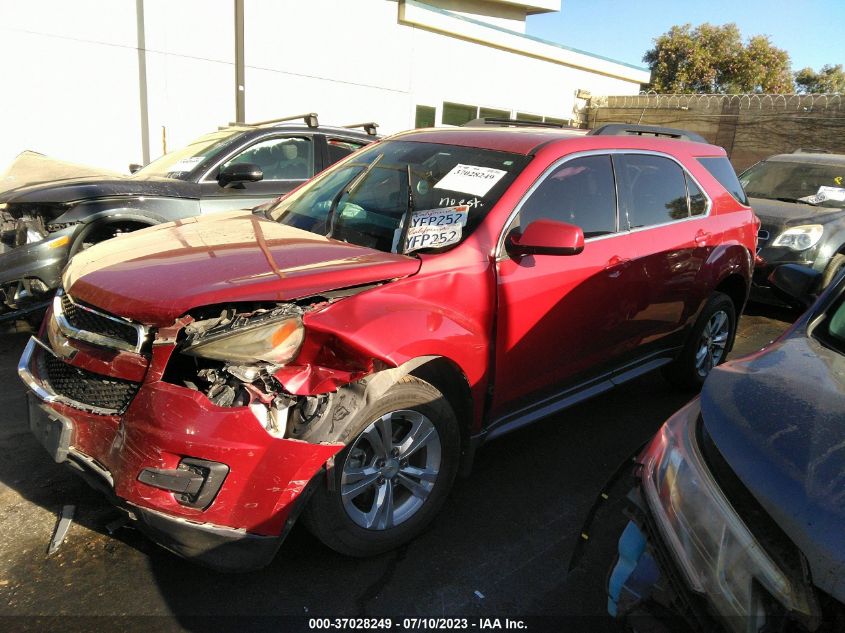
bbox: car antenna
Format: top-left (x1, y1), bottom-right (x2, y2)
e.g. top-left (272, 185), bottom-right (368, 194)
top-left (326, 153), bottom-right (383, 238)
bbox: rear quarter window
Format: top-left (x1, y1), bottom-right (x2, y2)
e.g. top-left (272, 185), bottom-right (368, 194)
top-left (698, 156), bottom-right (748, 205)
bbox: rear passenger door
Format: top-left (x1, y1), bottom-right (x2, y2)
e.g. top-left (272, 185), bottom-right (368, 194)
top-left (492, 154), bottom-right (644, 414)
top-left (614, 152), bottom-right (714, 352)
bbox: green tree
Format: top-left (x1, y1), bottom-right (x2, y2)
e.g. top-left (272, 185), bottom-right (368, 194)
top-left (643, 23), bottom-right (793, 94)
top-left (794, 64), bottom-right (845, 93)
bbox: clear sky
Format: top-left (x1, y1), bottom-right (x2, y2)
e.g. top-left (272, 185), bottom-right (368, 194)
top-left (525, 0), bottom-right (845, 74)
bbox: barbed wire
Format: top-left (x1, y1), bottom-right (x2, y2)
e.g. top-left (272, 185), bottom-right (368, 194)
top-left (592, 92), bottom-right (843, 111)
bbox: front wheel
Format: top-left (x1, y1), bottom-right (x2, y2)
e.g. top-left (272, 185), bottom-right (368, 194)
top-left (663, 292), bottom-right (736, 391)
top-left (302, 376), bottom-right (460, 557)
top-left (821, 253), bottom-right (845, 290)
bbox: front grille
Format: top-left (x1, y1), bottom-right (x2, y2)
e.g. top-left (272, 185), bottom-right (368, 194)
top-left (37, 348), bottom-right (140, 413)
top-left (61, 293), bottom-right (139, 349)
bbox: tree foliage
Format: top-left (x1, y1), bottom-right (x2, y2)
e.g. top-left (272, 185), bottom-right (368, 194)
top-left (643, 23), bottom-right (793, 94)
top-left (794, 64), bottom-right (845, 94)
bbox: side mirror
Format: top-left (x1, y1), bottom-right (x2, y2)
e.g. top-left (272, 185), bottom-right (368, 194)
top-left (768, 264), bottom-right (822, 308)
top-left (506, 219), bottom-right (585, 257)
top-left (218, 162), bottom-right (263, 187)
top-left (128, 163), bottom-right (142, 174)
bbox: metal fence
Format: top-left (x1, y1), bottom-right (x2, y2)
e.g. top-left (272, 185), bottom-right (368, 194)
top-left (588, 92), bottom-right (845, 171)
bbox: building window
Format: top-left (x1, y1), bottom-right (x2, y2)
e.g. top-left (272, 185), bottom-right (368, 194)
top-left (544, 116), bottom-right (570, 126)
top-left (442, 102), bottom-right (477, 126)
top-left (516, 112), bottom-right (543, 122)
top-left (479, 107), bottom-right (510, 119)
top-left (415, 105), bottom-right (436, 128)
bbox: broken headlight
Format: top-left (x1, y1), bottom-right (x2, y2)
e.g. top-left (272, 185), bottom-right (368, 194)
top-left (640, 398), bottom-right (819, 632)
top-left (182, 307), bottom-right (304, 365)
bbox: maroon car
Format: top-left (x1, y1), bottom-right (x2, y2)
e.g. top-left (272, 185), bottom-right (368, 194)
top-left (19, 125), bottom-right (758, 570)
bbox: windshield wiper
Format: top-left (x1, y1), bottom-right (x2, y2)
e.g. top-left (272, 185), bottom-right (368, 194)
top-left (394, 165), bottom-right (415, 254)
top-left (326, 153), bottom-right (383, 238)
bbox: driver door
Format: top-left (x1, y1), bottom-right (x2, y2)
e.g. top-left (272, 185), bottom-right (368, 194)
top-left (491, 154), bottom-right (644, 418)
top-left (199, 136), bottom-right (316, 214)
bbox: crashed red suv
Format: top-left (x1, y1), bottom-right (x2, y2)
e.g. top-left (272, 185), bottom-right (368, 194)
top-left (19, 125), bottom-right (758, 570)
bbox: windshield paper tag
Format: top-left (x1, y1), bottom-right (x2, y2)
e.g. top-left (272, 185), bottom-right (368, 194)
top-left (167, 156), bottom-right (205, 173)
top-left (434, 164), bottom-right (507, 197)
top-left (800, 186), bottom-right (845, 204)
top-left (404, 205), bottom-right (469, 253)
top-left (817, 186), bottom-right (845, 202)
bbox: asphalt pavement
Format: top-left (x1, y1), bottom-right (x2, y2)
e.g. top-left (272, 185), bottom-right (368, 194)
top-left (0, 304), bottom-right (796, 632)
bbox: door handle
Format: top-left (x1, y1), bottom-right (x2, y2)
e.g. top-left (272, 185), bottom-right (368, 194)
top-left (695, 230), bottom-right (711, 245)
top-left (605, 255), bottom-right (631, 278)
top-left (605, 255), bottom-right (631, 269)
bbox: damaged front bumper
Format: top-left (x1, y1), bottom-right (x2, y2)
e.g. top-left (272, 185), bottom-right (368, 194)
top-left (18, 328), bottom-right (344, 571)
top-left (607, 489), bottom-right (713, 632)
top-left (0, 227), bottom-right (75, 321)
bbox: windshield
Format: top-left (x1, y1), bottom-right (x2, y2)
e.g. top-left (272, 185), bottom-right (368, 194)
top-left (269, 140), bottom-right (530, 253)
top-left (739, 160), bottom-right (845, 208)
top-left (134, 129), bottom-right (241, 180)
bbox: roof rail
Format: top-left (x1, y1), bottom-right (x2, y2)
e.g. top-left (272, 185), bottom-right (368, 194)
top-left (228, 113), bottom-right (319, 129)
top-left (793, 148), bottom-right (832, 154)
top-left (343, 122), bottom-right (380, 136)
top-left (588, 123), bottom-right (707, 143)
top-left (463, 117), bottom-right (567, 129)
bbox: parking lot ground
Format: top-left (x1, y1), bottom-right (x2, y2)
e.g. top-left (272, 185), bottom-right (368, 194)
top-left (0, 304), bottom-right (797, 631)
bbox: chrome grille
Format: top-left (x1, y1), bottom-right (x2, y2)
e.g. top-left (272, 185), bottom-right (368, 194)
top-left (55, 291), bottom-right (147, 353)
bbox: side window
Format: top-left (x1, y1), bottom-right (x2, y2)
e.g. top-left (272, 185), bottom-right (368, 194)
top-left (221, 137), bottom-right (313, 181)
top-left (687, 175), bottom-right (707, 216)
top-left (327, 138), bottom-right (366, 166)
top-left (698, 156), bottom-right (748, 205)
top-left (518, 155), bottom-right (617, 238)
top-left (616, 154), bottom-right (690, 228)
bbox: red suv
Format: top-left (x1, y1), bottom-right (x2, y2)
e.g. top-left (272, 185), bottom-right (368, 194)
top-left (19, 124), bottom-right (758, 570)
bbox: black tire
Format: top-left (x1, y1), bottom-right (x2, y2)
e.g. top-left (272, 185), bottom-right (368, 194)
top-left (821, 253), bottom-right (845, 290)
top-left (302, 376), bottom-right (460, 557)
top-left (663, 292), bottom-right (736, 391)
top-left (68, 221), bottom-right (150, 258)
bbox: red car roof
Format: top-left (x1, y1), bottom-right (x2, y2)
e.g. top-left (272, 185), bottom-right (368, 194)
top-left (391, 127), bottom-right (587, 155)
top-left (390, 127), bottom-right (722, 157)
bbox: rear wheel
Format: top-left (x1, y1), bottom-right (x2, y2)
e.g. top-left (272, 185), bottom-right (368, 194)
top-left (303, 376), bottom-right (460, 557)
top-left (663, 292), bottom-right (736, 391)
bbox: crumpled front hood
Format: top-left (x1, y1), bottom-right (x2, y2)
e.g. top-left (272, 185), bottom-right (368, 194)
top-left (1, 175), bottom-right (197, 205)
top-left (0, 151), bottom-right (125, 202)
top-left (749, 196), bottom-right (844, 226)
top-left (700, 332), bottom-right (845, 601)
top-left (64, 213), bottom-right (421, 326)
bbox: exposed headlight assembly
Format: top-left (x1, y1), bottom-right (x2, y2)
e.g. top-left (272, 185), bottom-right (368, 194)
top-left (771, 224), bottom-right (823, 251)
top-left (182, 306), bottom-right (304, 365)
top-left (640, 399), bottom-right (820, 632)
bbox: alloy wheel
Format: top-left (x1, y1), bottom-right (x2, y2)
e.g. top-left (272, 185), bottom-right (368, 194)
top-left (340, 410), bottom-right (441, 530)
top-left (695, 309), bottom-right (730, 378)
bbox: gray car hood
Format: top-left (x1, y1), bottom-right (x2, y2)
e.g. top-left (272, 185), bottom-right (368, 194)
top-left (0, 151), bottom-right (124, 201)
top-left (700, 332), bottom-right (845, 602)
top-left (750, 196), bottom-right (844, 225)
top-left (0, 151), bottom-right (197, 205)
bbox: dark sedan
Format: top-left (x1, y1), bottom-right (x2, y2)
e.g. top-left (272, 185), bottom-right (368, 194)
top-left (0, 114), bottom-right (377, 320)
top-left (608, 264), bottom-right (845, 632)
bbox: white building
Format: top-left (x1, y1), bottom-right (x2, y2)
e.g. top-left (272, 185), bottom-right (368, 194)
top-left (0, 0), bottom-right (649, 173)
